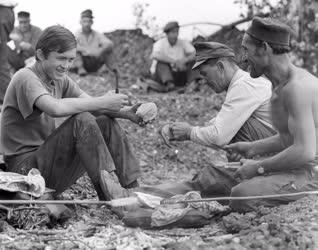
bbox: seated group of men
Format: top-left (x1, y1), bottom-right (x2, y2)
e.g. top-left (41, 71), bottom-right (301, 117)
top-left (0, 12), bottom-right (318, 213)
top-left (5, 9), bottom-right (114, 76)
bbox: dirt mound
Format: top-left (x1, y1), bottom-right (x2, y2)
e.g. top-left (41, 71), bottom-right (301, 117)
top-left (104, 29), bottom-right (154, 83)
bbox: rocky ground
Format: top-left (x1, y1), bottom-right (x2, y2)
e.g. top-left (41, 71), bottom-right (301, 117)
top-left (0, 73), bottom-right (317, 250)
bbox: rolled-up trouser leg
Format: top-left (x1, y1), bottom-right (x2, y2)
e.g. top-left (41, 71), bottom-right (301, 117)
top-left (230, 169), bottom-right (318, 212)
top-left (5, 113), bottom-right (136, 200)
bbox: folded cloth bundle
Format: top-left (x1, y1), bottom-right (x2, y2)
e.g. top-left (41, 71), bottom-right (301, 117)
top-left (123, 191), bottom-right (229, 229)
top-left (0, 168), bottom-right (45, 198)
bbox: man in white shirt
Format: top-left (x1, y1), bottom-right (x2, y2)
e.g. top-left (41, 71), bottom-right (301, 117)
top-left (73, 9), bottom-right (114, 76)
top-left (150, 21), bottom-right (195, 91)
top-left (110, 42), bottom-right (277, 212)
top-left (0, 0), bottom-right (16, 103)
top-left (169, 42), bottom-right (276, 147)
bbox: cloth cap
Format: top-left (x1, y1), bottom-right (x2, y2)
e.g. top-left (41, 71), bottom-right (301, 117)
top-left (163, 21), bottom-right (179, 33)
top-left (17, 11), bottom-right (30, 18)
top-left (246, 17), bottom-right (291, 46)
top-left (81, 9), bottom-right (94, 19)
top-left (192, 42), bottom-right (236, 69)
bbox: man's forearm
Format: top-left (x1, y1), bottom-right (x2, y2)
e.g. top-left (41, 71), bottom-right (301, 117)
top-left (250, 134), bottom-right (285, 156)
top-left (260, 144), bottom-right (315, 172)
top-left (91, 107), bottom-right (130, 119)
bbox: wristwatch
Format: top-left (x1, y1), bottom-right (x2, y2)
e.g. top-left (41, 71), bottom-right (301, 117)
top-left (257, 166), bottom-right (265, 175)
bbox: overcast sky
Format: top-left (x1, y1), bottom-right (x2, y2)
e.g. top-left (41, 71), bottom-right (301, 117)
top-left (15, 0), bottom-right (248, 39)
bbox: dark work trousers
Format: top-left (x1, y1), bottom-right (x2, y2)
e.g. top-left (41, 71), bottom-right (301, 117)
top-left (73, 48), bottom-right (114, 73)
top-left (7, 47), bottom-right (27, 71)
top-left (4, 113), bottom-right (141, 200)
top-left (154, 61), bottom-right (192, 87)
top-left (0, 6), bottom-right (15, 103)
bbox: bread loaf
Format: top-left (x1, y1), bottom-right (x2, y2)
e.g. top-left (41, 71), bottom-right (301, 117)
top-left (136, 102), bottom-right (158, 122)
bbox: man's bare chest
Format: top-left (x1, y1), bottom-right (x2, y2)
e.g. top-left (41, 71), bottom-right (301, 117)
top-left (271, 91), bottom-right (289, 133)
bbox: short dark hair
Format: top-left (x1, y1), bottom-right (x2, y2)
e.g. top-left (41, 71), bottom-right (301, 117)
top-left (35, 25), bottom-right (77, 60)
top-left (18, 11), bottom-right (30, 18)
top-left (248, 34), bottom-right (290, 55)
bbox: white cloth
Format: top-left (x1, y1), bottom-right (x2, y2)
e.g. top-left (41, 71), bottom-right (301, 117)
top-left (150, 37), bottom-right (195, 74)
top-left (0, 0), bottom-right (17, 7)
top-left (190, 69), bottom-right (273, 146)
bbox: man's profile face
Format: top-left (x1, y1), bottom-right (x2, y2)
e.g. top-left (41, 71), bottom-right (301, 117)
top-left (80, 17), bottom-right (93, 32)
top-left (39, 48), bottom-right (76, 81)
top-left (241, 34), bottom-right (265, 78)
top-left (18, 17), bottom-right (31, 33)
top-left (166, 28), bottom-right (179, 45)
top-left (198, 61), bottom-right (227, 93)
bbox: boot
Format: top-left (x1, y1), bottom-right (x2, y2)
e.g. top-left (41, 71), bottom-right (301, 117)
top-left (99, 170), bottom-right (131, 201)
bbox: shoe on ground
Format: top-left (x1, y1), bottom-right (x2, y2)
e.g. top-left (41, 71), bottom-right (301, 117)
top-left (100, 170), bottom-right (131, 201)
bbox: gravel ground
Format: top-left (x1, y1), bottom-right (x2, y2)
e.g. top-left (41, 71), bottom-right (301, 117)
top-left (0, 74), bottom-right (317, 250)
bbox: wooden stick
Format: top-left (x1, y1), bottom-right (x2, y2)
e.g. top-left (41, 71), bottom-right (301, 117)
top-left (0, 200), bottom-right (111, 205)
top-left (164, 190), bottom-right (318, 204)
top-left (112, 68), bottom-right (119, 93)
top-left (1, 190), bottom-right (318, 206)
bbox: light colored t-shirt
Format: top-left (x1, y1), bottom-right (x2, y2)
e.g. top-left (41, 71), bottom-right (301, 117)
top-left (75, 29), bottom-right (113, 52)
top-left (0, 63), bottom-right (84, 156)
top-left (150, 37), bottom-right (195, 74)
top-left (190, 69), bottom-right (273, 146)
top-left (10, 24), bottom-right (42, 58)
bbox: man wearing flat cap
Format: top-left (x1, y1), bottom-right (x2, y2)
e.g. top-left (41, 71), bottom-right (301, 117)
top-left (226, 17), bottom-right (318, 211)
top-left (150, 21), bottom-right (195, 91)
top-left (168, 41), bottom-right (275, 147)
top-left (8, 11), bottom-right (42, 71)
top-left (73, 9), bottom-right (114, 76)
top-left (114, 42), bottom-right (277, 212)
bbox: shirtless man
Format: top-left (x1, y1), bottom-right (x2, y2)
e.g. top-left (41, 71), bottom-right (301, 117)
top-left (226, 17), bottom-right (318, 211)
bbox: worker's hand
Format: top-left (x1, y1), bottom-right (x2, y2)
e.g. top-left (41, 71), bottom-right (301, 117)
top-left (10, 33), bottom-right (22, 42)
top-left (234, 159), bottom-right (259, 181)
top-left (19, 41), bottom-right (32, 50)
top-left (123, 103), bottom-right (146, 127)
top-left (170, 122), bottom-right (192, 141)
top-left (103, 93), bottom-right (129, 112)
top-left (224, 141), bottom-right (255, 162)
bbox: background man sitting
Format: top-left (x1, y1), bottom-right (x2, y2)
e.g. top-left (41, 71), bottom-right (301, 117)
top-left (150, 21), bottom-right (195, 91)
top-left (73, 9), bottom-right (114, 76)
top-left (8, 11), bottom-right (42, 71)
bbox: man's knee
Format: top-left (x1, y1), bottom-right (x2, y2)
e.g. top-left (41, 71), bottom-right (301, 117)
top-left (74, 112), bottom-right (96, 124)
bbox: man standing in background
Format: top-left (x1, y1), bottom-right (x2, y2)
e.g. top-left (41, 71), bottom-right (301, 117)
top-left (150, 21), bottom-right (195, 92)
top-left (0, 0), bottom-right (16, 103)
top-left (8, 11), bottom-right (42, 71)
top-left (73, 9), bottom-right (114, 76)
